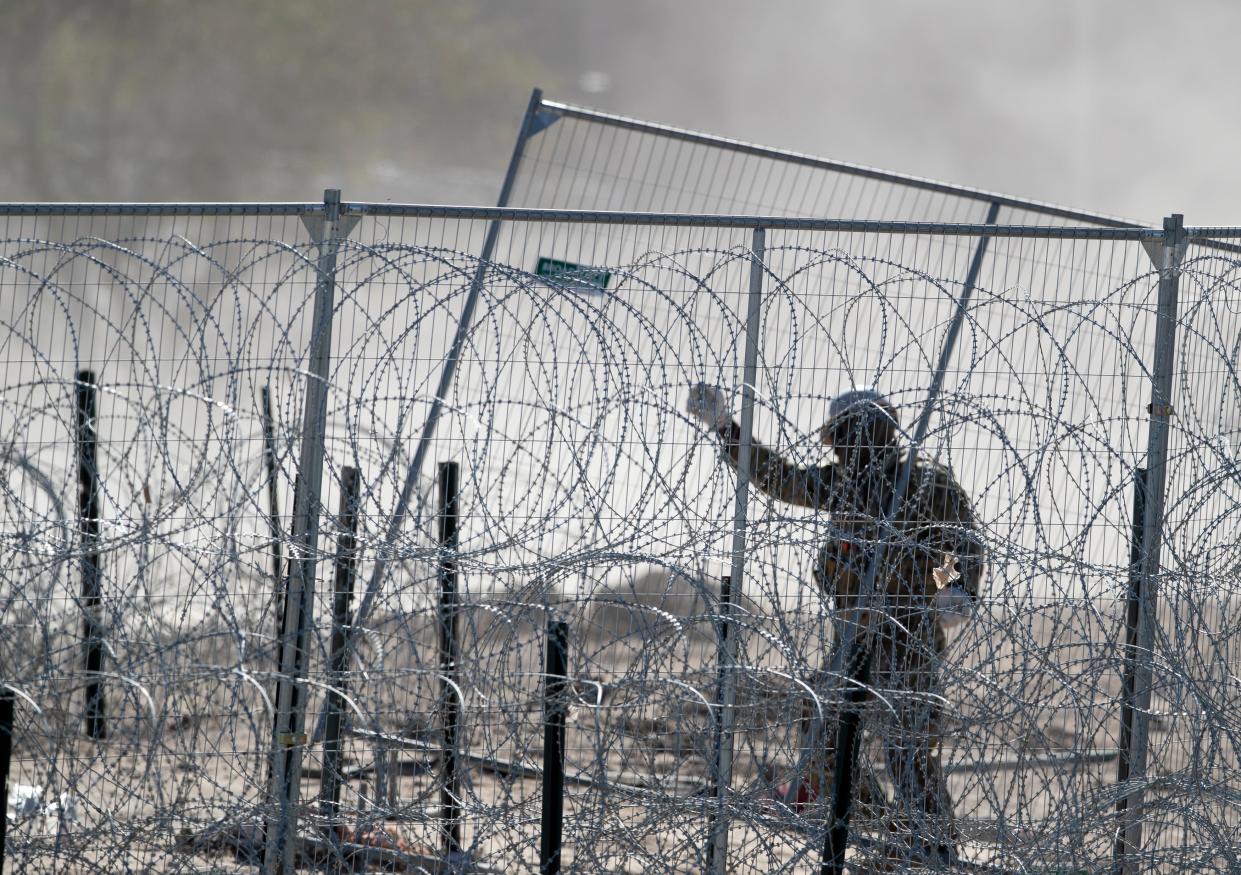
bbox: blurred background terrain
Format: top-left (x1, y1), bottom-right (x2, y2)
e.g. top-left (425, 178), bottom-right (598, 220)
top-left (1, 0), bottom-right (1238, 223)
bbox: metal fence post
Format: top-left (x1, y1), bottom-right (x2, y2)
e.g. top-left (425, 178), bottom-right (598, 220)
top-left (708, 227), bottom-right (766, 875)
top-left (261, 384), bottom-right (284, 585)
top-left (822, 649), bottom-right (873, 873)
top-left (265, 189), bottom-right (359, 874)
top-left (0, 689), bottom-right (13, 875)
top-left (75, 370), bottom-right (106, 741)
top-left (540, 618), bottom-right (569, 875)
top-left (1114, 214), bottom-right (1186, 874)
top-left (821, 202), bottom-right (1000, 874)
top-left (1113, 466), bottom-right (1148, 867)
top-left (319, 465), bottom-right (361, 853)
top-left (437, 461), bottom-right (463, 858)
top-left (704, 575), bottom-right (732, 869)
top-left (348, 87), bottom-right (550, 652)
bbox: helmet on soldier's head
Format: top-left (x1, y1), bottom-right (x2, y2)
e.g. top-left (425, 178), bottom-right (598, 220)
top-left (820, 387), bottom-right (900, 454)
top-left (828, 387), bottom-right (897, 423)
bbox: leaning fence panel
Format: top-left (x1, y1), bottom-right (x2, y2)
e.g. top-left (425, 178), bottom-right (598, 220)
top-left (0, 207), bottom-right (1236, 873)
top-left (511, 96), bottom-right (1136, 231)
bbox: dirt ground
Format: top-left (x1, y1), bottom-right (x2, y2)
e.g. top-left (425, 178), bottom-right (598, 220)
top-left (4, 579), bottom-right (1238, 873)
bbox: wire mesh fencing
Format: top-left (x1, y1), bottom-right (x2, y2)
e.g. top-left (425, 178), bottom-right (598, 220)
top-left (0, 202), bottom-right (1237, 874)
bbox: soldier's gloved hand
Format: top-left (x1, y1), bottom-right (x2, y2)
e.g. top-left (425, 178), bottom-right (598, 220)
top-left (935, 584), bottom-right (974, 628)
top-left (686, 382), bottom-right (734, 433)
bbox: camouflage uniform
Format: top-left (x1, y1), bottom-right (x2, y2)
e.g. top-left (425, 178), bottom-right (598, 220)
top-left (709, 394), bottom-right (984, 852)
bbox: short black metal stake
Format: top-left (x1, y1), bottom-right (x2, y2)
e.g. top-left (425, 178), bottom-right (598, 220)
top-left (263, 469), bottom-right (299, 863)
top-left (705, 575), bottom-right (732, 869)
top-left (0, 689), bottom-right (14, 875)
top-left (539, 619), bottom-right (569, 875)
top-left (437, 462), bottom-right (463, 856)
top-left (320, 466), bottom-right (362, 830)
top-left (75, 370), bottom-right (106, 741)
top-left (1114, 466), bottom-right (1149, 869)
top-left (821, 638), bottom-right (873, 875)
top-left (260, 385), bottom-right (284, 585)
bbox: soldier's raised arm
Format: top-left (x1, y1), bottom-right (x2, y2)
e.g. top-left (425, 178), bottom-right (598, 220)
top-left (685, 382), bottom-right (837, 510)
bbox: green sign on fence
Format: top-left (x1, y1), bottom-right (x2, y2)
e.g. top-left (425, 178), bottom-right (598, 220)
top-left (535, 257), bottom-right (611, 293)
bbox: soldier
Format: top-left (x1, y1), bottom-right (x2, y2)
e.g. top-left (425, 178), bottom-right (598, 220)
top-left (686, 383), bottom-right (984, 859)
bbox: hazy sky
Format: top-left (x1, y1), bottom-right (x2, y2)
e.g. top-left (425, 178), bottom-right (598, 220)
top-left (5, 1), bottom-right (1241, 226)
top-left (539, 0), bottom-right (1241, 227)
